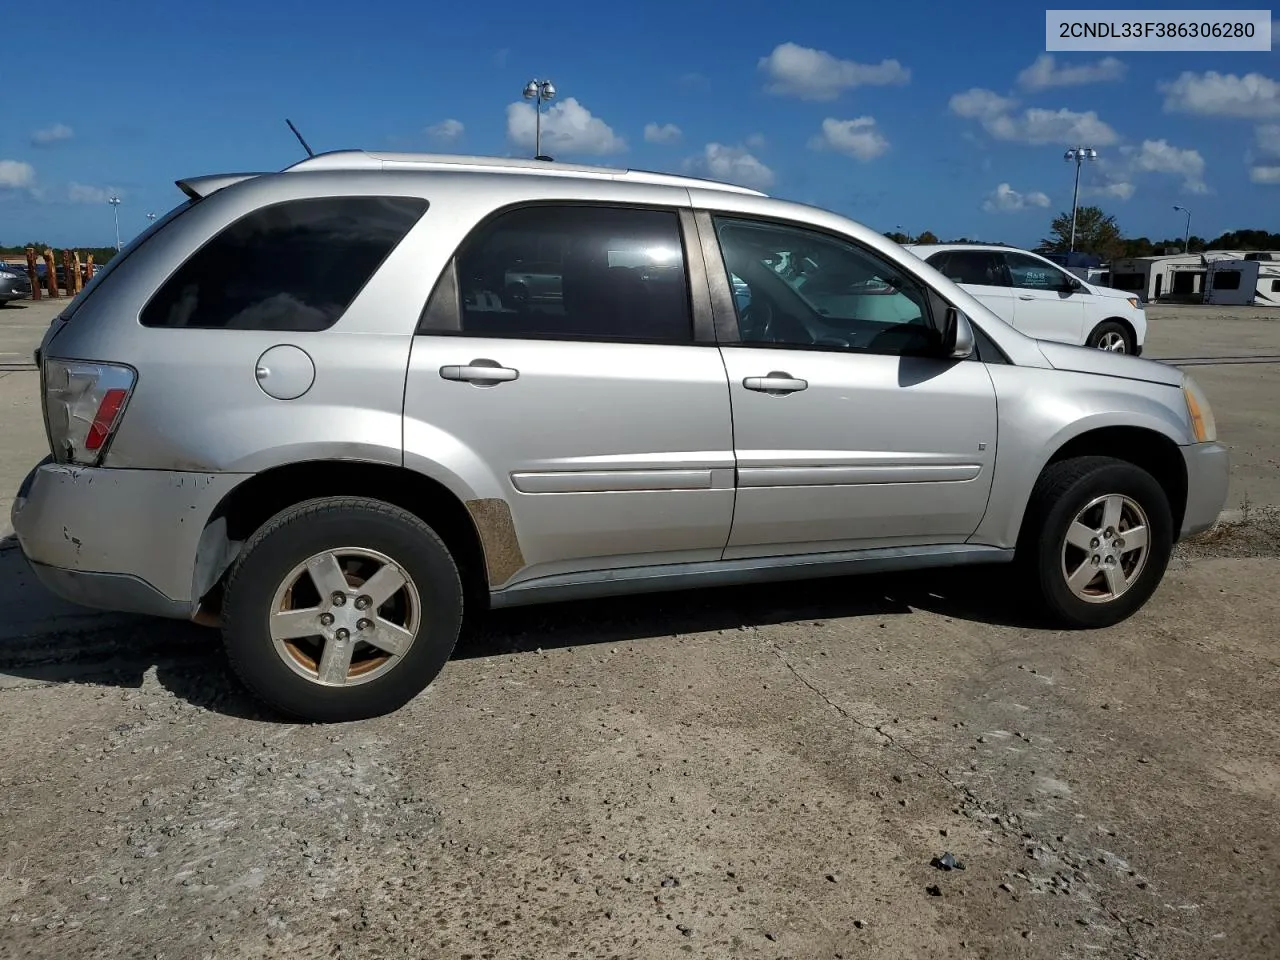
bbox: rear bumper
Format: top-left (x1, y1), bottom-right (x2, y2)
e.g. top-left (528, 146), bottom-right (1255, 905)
top-left (11, 460), bottom-right (249, 619)
top-left (1179, 441), bottom-right (1230, 539)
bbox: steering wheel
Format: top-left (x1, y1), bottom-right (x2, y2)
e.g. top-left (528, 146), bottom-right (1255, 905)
top-left (739, 299), bottom-right (775, 342)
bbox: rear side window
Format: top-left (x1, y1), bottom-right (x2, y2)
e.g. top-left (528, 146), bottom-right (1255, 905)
top-left (141, 196), bottom-right (427, 330)
top-left (432, 204), bottom-right (693, 343)
top-left (933, 250), bottom-right (1008, 287)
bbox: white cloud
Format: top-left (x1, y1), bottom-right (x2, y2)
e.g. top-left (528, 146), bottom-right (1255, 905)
top-left (745, 132), bottom-right (767, 149)
top-left (1123, 139), bottom-right (1207, 193)
top-left (1256, 124), bottom-right (1280, 156)
top-left (67, 183), bottom-right (117, 204)
top-left (949, 88), bottom-right (1017, 120)
top-left (1250, 165), bottom-right (1280, 184)
top-left (808, 117), bottom-right (889, 161)
top-left (426, 119), bottom-right (464, 143)
top-left (948, 88), bottom-right (1119, 145)
top-left (1160, 71), bottom-right (1280, 118)
top-left (758, 42), bottom-right (909, 100)
top-left (1085, 180), bottom-right (1136, 201)
top-left (31, 123), bottom-right (74, 146)
top-left (683, 143), bottom-right (775, 190)
top-left (982, 182), bottom-right (1051, 213)
top-left (1017, 54), bottom-right (1126, 91)
top-left (0, 160), bottom-right (35, 189)
top-left (505, 97), bottom-right (626, 156)
top-left (643, 122), bottom-right (682, 145)
top-left (1011, 108), bottom-right (1119, 145)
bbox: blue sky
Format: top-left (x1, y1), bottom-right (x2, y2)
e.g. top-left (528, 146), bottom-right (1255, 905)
top-left (2, 0), bottom-right (1278, 248)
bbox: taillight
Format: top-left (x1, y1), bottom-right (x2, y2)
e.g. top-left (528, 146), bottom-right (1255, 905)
top-left (43, 359), bottom-right (137, 465)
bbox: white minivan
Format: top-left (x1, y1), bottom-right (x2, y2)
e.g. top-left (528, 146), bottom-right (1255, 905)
top-left (907, 243), bottom-right (1147, 355)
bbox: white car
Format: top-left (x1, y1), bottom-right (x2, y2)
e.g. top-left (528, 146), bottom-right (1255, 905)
top-left (907, 244), bottom-right (1147, 355)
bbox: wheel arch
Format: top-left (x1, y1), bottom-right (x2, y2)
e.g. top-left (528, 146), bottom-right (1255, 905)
top-left (1089, 316), bottom-right (1137, 351)
top-left (1032, 425), bottom-right (1188, 539)
top-left (191, 460), bottom-right (518, 620)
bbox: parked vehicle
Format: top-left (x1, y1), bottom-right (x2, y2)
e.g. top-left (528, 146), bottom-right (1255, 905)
top-left (0, 264), bottom-right (32, 305)
top-left (11, 151), bottom-right (1228, 722)
top-left (907, 243), bottom-right (1147, 354)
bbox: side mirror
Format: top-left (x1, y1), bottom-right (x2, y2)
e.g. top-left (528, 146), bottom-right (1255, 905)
top-left (1061, 275), bottom-right (1083, 293)
top-left (942, 307), bottom-right (975, 359)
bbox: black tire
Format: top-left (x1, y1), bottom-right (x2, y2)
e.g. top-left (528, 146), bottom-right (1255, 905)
top-left (1016, 456), bottom-right (1173, 629)
top-left (1086, 320), bottom-right (1133, 354)
top-left (221, 497), bottom-right (464, 722)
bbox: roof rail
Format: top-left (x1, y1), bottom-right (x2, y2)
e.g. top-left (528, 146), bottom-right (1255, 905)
top-left (280, 149), bottom-right (768, 196)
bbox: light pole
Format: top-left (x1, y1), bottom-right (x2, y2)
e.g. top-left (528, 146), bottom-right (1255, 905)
top-left (522, 78), bottom-right (556, 159)
top-left (108, 195), bottom-right (122, 251)
top-left (896, 223), bottom-right (911, 243)
top-left (1173, 205), bottom-right (1191, 253)
top-left (1063, 146), bottom-right (1098, 253)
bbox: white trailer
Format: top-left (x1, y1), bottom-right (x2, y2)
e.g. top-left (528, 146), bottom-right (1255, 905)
top-left (1205, 255), bottom-right (1280, 306)
top-left (1106, 251), bottom-right (1249, 302)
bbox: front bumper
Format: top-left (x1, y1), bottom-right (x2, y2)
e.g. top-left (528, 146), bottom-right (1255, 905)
top-left (1179, 441), bottom-right (1230, 539)
top-left (11, 460), bottom-right (248, 619)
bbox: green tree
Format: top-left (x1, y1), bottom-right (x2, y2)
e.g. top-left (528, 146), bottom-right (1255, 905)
top-left (1040, 206), bottom-right (1124, 259)
top-left (915, 229), bottom-right (939, 244)
top-left (884, 230), bottom-right (908, 244)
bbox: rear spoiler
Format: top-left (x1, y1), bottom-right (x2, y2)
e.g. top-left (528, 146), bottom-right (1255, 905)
top-left (175, 173), bottom-right (268, 200)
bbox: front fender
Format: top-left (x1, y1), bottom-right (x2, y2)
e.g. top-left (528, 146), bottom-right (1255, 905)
top-left (972, 366), bottom-right (1191, 549)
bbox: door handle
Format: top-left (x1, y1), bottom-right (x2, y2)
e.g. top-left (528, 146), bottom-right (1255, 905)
top-left (1017, 294), bottom-right (1035, 300)
top-left (743, 372), bottom-right (808, 395)
top-left (439, 359), bottom-right (520, 386)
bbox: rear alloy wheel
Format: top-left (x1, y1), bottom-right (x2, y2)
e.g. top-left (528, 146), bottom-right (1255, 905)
top-left (1087, 320), bottom-right (1133, 354)
top-left (222, 497), bottom-right (464, 722)
top-left (1018, 456), bottom-right (1172, 628)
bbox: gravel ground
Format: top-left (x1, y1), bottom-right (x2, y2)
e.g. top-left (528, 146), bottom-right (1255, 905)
top-left (1, 539), bottom-right (1277, 959)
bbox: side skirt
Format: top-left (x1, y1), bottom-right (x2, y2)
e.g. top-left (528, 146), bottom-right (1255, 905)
top-left (489, 543), bottom-right (1014, 610)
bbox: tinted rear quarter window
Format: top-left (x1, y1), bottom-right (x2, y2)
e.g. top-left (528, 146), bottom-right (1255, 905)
top-left (141, 196), bottom-right (427, 330)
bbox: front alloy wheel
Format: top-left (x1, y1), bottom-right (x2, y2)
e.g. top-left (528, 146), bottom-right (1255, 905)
top-left (1019, 456), bottom-right (1172, 628)
top-left (1060, 494), bottom-right (1150, 603)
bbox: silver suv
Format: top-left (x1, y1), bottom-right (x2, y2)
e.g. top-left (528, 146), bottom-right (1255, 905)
top-left (11, 151), bottom-right (1229, 722)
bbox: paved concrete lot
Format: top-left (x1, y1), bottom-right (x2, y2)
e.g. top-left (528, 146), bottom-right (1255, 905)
top-left (1, 296), bottom-right (1277, 958)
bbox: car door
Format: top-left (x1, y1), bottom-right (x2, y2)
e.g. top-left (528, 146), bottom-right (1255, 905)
top-left (701, 214), bottom-right (998, 559)
top-left (405, 202), bottom-right (736, 586)
top-left (924, 249), bottom-right (1016, 325)
top-left (1002, 251), bottom-right (1088, 344)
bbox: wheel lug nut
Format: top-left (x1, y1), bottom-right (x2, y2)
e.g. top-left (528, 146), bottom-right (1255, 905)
top-left (320, 613), bottom-right (334, 626)
top-left (357, 618), bottom-right (373, 631)
top-left (1115, 539), bottom-right (1125, 549)
top-left (1092, 554), bottom-right (1100, 565)
top-left (331, 592), bottom-right (346, 606)
top-left (1090, 538), bottom-right (1100, 549)
top-left (335, 628), bottom-right (350, 641)
top-left (355, 595), bottom-right (372, 611)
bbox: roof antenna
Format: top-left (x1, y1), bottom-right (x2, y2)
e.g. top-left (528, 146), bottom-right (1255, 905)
top-left (286, 118), bottom-right (315, 158)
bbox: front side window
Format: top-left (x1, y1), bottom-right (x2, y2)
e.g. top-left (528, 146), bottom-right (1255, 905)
top-left (1004, 252), bottom-right (1071, 291)
top-left (714, 216), bottom-right (936, 356)
top-left (141, 196), bottom-right (428, 330)
top-left (444, 204), bottom-right (693, 343)
top-left (1214, 270), bottom-right (1242, 290)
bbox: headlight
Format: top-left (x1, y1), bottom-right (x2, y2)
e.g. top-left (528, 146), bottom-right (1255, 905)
top-left (1126, 297), bottom-right (1140, 310)
top-left (1182, 375), bottom-right (1217, 443)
